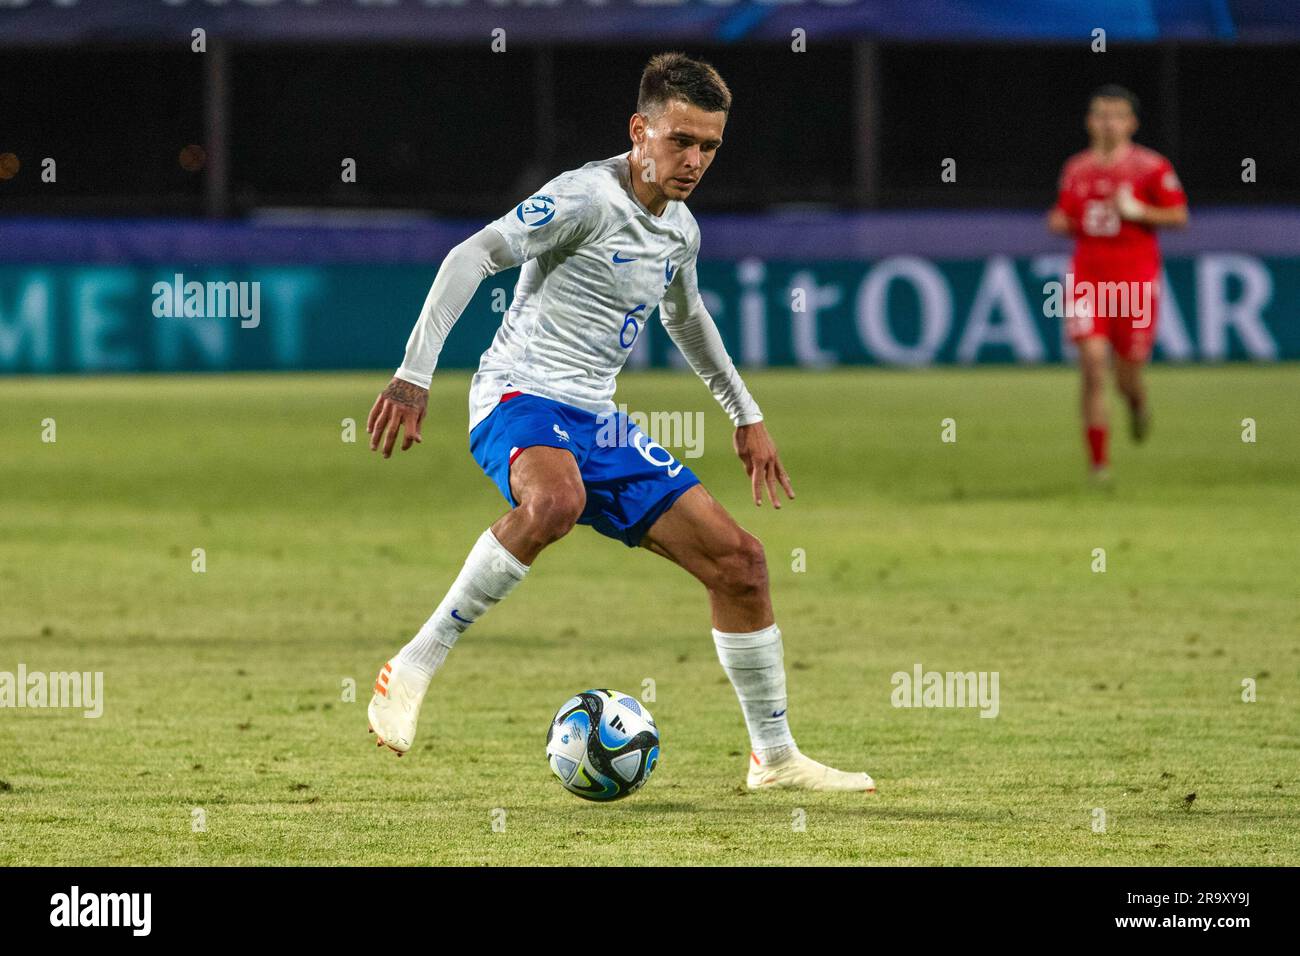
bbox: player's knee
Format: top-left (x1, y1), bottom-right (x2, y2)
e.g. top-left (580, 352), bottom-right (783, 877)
top-left (520, 485), bottom-right (585, 543)
top-left (711, 531), bottom-right (769, 599)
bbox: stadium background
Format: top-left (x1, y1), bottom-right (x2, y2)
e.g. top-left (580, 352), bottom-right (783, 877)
top-left (2, 0), bottom-right (1299, 375)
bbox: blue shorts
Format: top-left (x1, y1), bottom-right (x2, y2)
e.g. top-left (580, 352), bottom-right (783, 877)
top-left (469, 391), bottom-right (700, 547)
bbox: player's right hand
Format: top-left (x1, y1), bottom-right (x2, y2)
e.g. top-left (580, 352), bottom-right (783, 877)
top-left (367, 377), bottom-right (428, 458)
top-left (1046, 206), bottom-right (1074, 236)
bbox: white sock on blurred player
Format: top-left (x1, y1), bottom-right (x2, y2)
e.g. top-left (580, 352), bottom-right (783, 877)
top-left (396, 527), bottom-right (530, 688)
top-left (712, 623), bottom-right (797, 764)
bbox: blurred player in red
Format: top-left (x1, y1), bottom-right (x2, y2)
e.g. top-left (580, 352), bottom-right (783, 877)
top-left (1048, 85), bottom-right (1188, 479)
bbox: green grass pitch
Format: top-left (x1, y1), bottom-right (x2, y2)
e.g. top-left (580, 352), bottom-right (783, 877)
top-left (1, 365), bottom-right (1296, 865)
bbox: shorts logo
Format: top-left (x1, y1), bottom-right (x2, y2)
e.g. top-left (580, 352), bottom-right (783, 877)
top-left (632, 430), bottom-right (683, 478)
top-left (611, 251), bottom-right (638, 264)
top-left (664, 260), bottom-right (676, 284)
top-left (516, 195), bottom-right (556, 228)
top-left (553, 424), bottom-right (570, 442)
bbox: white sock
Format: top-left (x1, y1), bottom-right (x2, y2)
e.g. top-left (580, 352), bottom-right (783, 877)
top-left (395, 527), bottom-right (530, 682)
top-left (712, 623), bottom-right (796, 762)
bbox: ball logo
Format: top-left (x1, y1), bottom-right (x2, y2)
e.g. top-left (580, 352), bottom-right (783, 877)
top-left (516, 195), bottom-right (556, 227)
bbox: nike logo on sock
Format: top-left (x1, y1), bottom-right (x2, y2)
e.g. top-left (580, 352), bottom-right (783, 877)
top-left (450, 609), bottom-right (475, 625)
top-left (771, 708), bottom-right (787, 718)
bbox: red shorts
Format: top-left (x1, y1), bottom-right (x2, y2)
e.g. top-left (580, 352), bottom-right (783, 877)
top-left (1066, 271), bottom-right (1160, 363)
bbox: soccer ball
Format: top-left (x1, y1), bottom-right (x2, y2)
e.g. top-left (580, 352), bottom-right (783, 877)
top-left (546, 689), bottom-right (659, 801)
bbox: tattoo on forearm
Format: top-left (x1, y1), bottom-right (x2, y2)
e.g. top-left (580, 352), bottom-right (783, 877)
top-left (383, 378), bottom-right (427, 409)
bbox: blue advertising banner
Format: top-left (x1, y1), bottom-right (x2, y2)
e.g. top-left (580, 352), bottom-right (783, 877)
top-left (2, 0), bottom-right (1297, 45)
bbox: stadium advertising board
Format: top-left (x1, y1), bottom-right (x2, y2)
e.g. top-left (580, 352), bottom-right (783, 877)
top-left (0, 253), bottom-right (1291, 375)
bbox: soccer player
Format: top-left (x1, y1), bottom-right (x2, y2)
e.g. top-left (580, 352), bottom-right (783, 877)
top-left (363, 53), bottom-right (875, 792)
top-left (1048, 84), bottom-right (1188, 479)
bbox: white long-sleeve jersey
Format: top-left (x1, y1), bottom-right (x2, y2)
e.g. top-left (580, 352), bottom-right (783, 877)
top-left (394, 151), bottom-right (763, 433)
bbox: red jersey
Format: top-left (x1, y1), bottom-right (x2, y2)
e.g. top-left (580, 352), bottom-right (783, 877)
top-left (1055, 143), bottom-right (1186, 279)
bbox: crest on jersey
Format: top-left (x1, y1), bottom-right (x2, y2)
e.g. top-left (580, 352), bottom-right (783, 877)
top-left (516, 195), bottom-right (556, 227)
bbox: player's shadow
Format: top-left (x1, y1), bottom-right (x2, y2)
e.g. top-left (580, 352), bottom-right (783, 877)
top-left (615, 801), bottom-right (702, 814)
top-left (618, 802), bottom-right (998, 823)
top-left (936, 483), bottom-right (1080, 503)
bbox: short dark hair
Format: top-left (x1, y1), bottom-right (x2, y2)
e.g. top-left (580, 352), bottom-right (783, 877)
top-left (1089, 84), bottom-right (1140, 116)
top-left (638, 52), bottom-right (732, 118)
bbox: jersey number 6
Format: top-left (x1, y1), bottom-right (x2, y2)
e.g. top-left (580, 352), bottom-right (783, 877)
top-left (620, 304), bottom-right (647, 349)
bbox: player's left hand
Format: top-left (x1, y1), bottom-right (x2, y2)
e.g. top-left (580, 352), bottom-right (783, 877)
top-left (733, 422), bottom-right (795, 509)
top-left (1113, 183), bottom-right (1148, 222)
